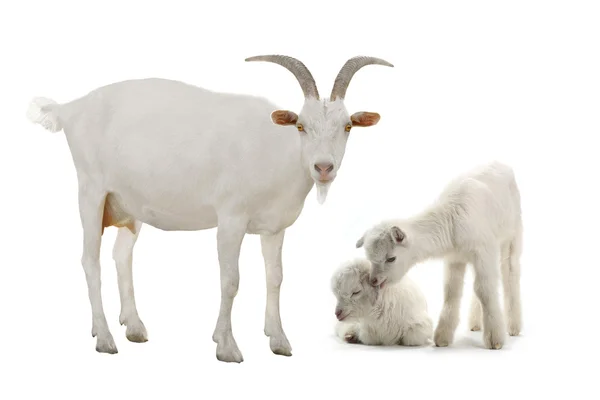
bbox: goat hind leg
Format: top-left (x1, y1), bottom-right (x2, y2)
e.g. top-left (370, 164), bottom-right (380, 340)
top-left (473, 247), bottom-right (506, 350)
top-left (503, 228), bottom-right (522, 336)
top-left (468, 293), bottom-right (482, 331)
top-left (113, 221), bottom-right (147, 343)
top-left (79, 188), bottom-right (117, 354)
top-left (403, 317), bottom-right (433, 346)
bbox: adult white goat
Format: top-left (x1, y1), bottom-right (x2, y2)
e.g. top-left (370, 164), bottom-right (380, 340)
top-left (356, 161), bottom-right (522, 350)
top-left (27, 55), bottom-right (393, 362)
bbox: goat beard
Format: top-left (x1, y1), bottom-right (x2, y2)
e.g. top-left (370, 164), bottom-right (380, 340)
top-left (316, 181), bottom-right (331, 205)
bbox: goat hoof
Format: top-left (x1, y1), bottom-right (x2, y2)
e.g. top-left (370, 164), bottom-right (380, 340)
top-left (483, 329), bottom-right (505, 350)
top-left (269, 335), bottom-right (292, 356)
top-left (216, 347), bottom-right (244, 363)
top-left (470, 324), bottom-right (481, 332)
top-left (344, 333), bottom-right (360, 344)
top-left (96, 334), bottom-right (118, 354)
top-left (125, 319), bottom-right (148, 343)
top-left (433, 327), bottom-right (453, 347)
top-left (508, 322), bottom-right (521, 336)
top-left (215, 335), bottom-right (244, 363)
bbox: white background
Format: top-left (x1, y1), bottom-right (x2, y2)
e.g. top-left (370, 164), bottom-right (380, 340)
top-left (1, 0), bottom-right (599, 398)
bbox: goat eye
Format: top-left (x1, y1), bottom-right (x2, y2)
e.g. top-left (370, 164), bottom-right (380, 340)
top-left (386, 257), bottom-right (396, 263)
top-left (345, 123), bottom-right (352, 132)
top-left (297, 124), bottom-right (304, 131)
top-left (352, 290), bottom-right (361, 296)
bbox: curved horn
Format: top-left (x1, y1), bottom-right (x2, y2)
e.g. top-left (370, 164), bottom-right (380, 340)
top-left (245, 55), bottom-right (320, 99)
top-left (330, 56), bottom-right (394, 101)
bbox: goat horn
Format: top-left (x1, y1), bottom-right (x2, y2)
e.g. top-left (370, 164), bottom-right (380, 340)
top-left (330, 56), bottom-right (394, 101)
top-left (245, 55), bottom-right (320, 100)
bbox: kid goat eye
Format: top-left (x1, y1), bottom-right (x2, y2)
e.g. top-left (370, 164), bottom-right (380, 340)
top-left (386, 257), bottom-right (396, 263)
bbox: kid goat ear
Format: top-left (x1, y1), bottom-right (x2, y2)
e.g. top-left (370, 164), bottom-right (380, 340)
top-left (390, 226), bottom-right (405, 244)
top-left (356, 235), bottom-right (365, 248)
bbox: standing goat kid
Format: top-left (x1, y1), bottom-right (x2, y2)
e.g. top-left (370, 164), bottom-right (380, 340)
top-left (356, 161), bottom-right (522, 350)
top-left (27, 55), bottom-right (393, 362)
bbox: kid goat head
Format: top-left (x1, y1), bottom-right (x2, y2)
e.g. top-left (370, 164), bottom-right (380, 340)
top-left (246, 55), bottom-right (393, 203)
top-left (356, 223), bottom-right (414, 288)
top-left (331, 259), bottom-right (381, 322)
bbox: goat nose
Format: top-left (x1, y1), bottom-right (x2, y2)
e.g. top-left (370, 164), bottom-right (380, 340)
top-left (335, 309), bottom-right (342, 318)
top-left (314, 163), bottom-right (334, 174)
top-left (370, 277), bottom-right (380, 286)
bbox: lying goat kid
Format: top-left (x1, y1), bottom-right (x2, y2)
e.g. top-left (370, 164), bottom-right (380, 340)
top-left (331, 258), bottom-right (433, 346)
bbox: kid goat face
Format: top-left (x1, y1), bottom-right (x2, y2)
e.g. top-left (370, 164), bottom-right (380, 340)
top-left (356, 225), bottom-right (412, 287)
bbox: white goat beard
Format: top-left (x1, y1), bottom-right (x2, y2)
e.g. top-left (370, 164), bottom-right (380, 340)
top-left (316, 183), bottom-right (331, 204)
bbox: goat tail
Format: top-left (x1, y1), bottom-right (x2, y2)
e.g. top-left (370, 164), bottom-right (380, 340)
top-left (26, 97), bottom-right (63, 133)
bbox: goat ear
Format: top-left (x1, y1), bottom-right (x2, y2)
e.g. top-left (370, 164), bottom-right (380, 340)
top-left (350, 112), bottom-right (380, 127)
top-left (359, 270), bottom-right (370, 284)
top-left (390, 226), bottom-right (405, 244)
top-left (356, 234), bottom-right (365, 248)
top-left (271, 110), bottom-right (298, 126)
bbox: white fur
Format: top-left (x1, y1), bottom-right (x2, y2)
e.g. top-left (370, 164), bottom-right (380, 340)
top-left (27, 66), bottom-right (387, 362)
top-left (26, 97), bottom-right (62, 132)
top-left (356, 161), bottom-right (523, 350)
top-left (331, 258), bottom-right (433, 346)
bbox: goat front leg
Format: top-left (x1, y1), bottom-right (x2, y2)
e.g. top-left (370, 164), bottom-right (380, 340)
top-left (434, 261), bottom-right (467, 347)
top-left (113, 221), bottom-right (147, 343)
top-left (261, 230), bottom-right (292, 356)
top-left (473, 247), bottom-right (505, 349)
top-left (212, 218), bottom-right (246, 363)
top-left (336, 321), bottom-right (362, 344)
top-left (78, 188), bottom-right (117, 354)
